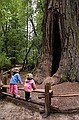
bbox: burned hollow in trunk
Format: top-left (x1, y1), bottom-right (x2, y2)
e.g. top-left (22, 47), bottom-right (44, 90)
top-left (51, 11), bottom-right (61, 76)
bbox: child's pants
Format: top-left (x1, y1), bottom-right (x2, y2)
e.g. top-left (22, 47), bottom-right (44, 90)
top-left (25, 92), bottom-right (30, 101)
top-left (10, 84), bottom-right (18, 97)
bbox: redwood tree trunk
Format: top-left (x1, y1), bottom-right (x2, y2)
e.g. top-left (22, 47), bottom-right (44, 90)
top-left (34, 0), bottom-right (79, 84)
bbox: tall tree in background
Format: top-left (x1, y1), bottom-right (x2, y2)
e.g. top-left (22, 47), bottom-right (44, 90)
top-left (0, 0), bottom-right (44, 69)
top-left (0, 0), bottom-right (27, 67)
top-left (34, 0), bottom-right (79, 84)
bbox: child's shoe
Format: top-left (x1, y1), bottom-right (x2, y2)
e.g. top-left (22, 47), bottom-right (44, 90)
top-left (13, 94), bottom-right (16, 98)
top-left (28, 99), bottom-right (31, 102)
top-left (29, 96), bottom-right (31, 99)
top-left (16, 94), bottom-right (20, 98)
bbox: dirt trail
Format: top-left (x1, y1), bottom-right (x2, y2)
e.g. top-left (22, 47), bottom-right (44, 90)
top-left (51, 82), bottom-right (79, 111)
top-left (1, 82), bottom-right (79, 120)
top-left (0, 99), bottom-right (79, 120)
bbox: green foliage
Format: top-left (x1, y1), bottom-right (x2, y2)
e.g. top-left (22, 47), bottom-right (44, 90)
top-left (0, 53), bottom-right (11, 68)
top-left (0, 0), bottom-right (44, 69)
top-left (28, 48), bottom-right (38, 65)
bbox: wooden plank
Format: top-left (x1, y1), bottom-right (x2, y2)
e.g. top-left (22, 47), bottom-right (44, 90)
top-left (18, 87), bottom-right (45, 93)
top-left (2, 86), bottom-right (79, 97)
top-left (2, 69), bottom-right (11, 75)
top-left (52, 93), bottom-right (79, 97)
top-left (3, 85), bottom-right (44, 92)
top-left (2, 85), bottom-right (9, 88)
top-left (19, 87), bottom-right (53, 93)
top-left (33, 89), bottom-right (52, 93)
top-left (6, 96), bottom-right (44, 113)
top-left (2, 85), bottom-right (53, 93)
top-left (2, 92), bottom-right (13, 97)
top-left (38, 94), bottom-right (45, 99)
top-left (2, 92), bottom-right (45, 106)
top-left (0, 85), bottom-right (3, 88)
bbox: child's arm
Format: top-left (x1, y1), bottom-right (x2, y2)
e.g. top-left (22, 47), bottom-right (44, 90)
top-left (32, 80), bottom-right (36, 90)
top-left (17, 73), bottom-right (23, 84)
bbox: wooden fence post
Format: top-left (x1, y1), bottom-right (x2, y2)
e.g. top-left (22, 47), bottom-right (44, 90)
top-left (0, 70), bottom-right (3, 98)
top-left (0, 85), bottom-right (2, 99)
top-left (1, 74), bottom-right (7, 98)
top-left (45, 83), bottom-right (51, 116)
top-left (1, 70), bottom-right (3, 84)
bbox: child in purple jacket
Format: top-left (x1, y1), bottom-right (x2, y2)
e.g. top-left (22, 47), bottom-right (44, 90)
top-left (24, 73), bottom-right (36, 101)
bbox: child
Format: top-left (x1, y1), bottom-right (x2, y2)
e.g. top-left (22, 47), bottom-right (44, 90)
top-left (10, 67), bottom-right (23, 98)
top-left (24, 73), bottom-right (36, 101)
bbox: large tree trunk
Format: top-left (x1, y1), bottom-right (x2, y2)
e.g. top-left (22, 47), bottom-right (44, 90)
top-left (34, 0), bottom-right (79, 85)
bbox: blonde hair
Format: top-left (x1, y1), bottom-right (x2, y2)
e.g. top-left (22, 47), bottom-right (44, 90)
top-left (13, 67), bottom-right (20, 72)
top-left (26, 73), bottom-right (33, 78)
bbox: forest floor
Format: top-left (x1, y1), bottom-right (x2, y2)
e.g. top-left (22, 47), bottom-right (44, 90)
top-left (1, 74), bottom-right (79, 120)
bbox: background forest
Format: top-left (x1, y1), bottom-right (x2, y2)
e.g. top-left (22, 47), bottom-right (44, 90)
top-left (0, 0), bottom-right (44, 70)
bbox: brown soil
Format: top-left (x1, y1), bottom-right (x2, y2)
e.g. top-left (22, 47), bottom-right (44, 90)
top-left (1, 74), bottom-right (79, 120)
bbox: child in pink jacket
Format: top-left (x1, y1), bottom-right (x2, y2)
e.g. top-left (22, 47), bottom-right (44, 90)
top-left (24, 73), bottom-right (36, 101)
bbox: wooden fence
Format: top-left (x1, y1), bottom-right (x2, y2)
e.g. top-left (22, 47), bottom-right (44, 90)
top-left (0, 73), bottom-right (53, 116)
top-left (1, 70), bottom-right (79, 116)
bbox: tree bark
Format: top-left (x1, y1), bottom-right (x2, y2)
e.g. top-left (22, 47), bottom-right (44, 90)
top-left (34, 0), bottom-right (79, 84)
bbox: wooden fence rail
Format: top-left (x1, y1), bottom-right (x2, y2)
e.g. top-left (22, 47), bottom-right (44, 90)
top-left (0, 77), bottom-right (53, 117)
top-left (1, 72), bottom-right (79, 116)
